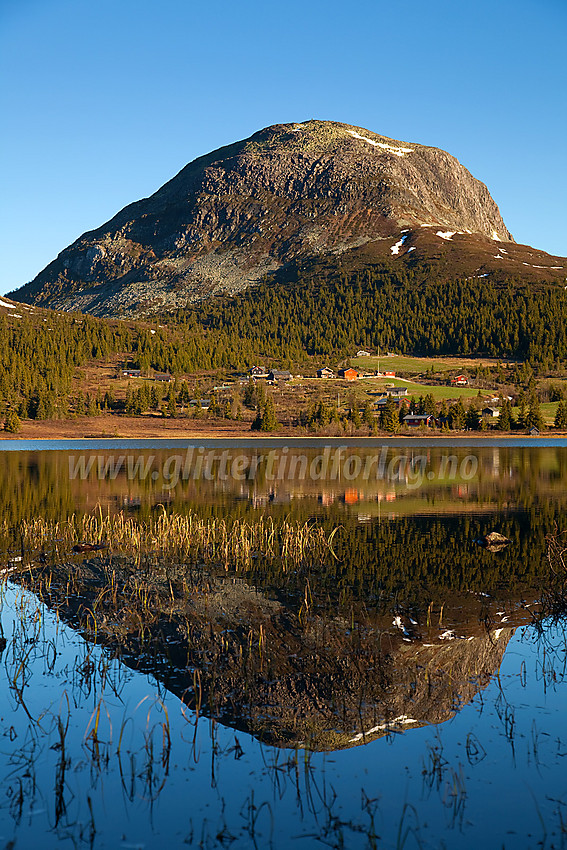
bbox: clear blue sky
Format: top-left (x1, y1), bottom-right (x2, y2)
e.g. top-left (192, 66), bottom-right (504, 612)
top-left (1, 0), bottom-right (565, 295)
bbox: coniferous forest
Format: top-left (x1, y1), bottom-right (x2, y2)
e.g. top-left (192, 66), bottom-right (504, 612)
top-left (171, 263), bottom-right (567, 365)
top-left (2, 262), bottom-right (567, 424)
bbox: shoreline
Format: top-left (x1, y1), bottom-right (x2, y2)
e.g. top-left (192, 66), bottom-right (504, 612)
top-left (1, 414), bottom-right (566, 446)
top-left (0, 417), bottom-right (567, 452)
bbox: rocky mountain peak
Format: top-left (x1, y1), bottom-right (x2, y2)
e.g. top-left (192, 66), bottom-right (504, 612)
top-left (13, 120), bottom-right (562, 318)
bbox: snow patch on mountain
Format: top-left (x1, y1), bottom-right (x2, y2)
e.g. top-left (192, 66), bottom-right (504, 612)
top-left (391, 233), bottom-right (410, 255)
top-left (347, 130), bottom-right (413, 157)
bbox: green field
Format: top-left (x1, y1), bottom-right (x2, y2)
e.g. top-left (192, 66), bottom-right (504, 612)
top-left (361, 377), bottom-right (482, 402)
top-left (511, 401), bottom-right (559, 426)
top-left (351, 354), bottom-right (506, 375)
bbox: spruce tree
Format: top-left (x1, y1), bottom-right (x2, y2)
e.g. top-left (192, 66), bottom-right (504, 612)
top-left (450, 399), bottom-right (466, 430)
top-left (526, 392), bottom-right (544, 430)
top-left (140, 382), bottom-right (151, 411)
top-left (256, 381), bottom-right (266, 408)
top-left (178, 381), bottom-right (191, 410)
top-left (465, 403), bottom-right (480, 430)
top-left (4, 410), bottom-right (21, 433)
top-left (381, 396), bottom-right (399, 432)
top-left (498, 399), bottom-right (511, 431)
top-left (36, 393), bottom-right (48, 420)
top-left (104, 389), bottom-right (115, 411)
top-left (423, 393), bottom-right (436, 415)
top-left (350, 401), bottom-right (361, 429)
top-left (150, 385), bottom-right (161, 410)
top-left (517, 390), bottom-right (527, 428)
top-left (125, 385), bottom-right (134, 414)
top-left (554, 400), bottom-right (567, 429)
top-left (243, 377), bottom-right (256, 409)
top-left (363, 400), bottom-right (374, 429)
top-left (76, 391), bottom-right (86, 417)
top-left (259, 398), bottom-right (279, 432)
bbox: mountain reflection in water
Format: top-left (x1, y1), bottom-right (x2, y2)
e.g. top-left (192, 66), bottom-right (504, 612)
top-left (5, 444), bottom-right (561, 751)
top-left (13, 551), bottom-right (530, 751)
top-left (1, 443), bottom-right (566, 848)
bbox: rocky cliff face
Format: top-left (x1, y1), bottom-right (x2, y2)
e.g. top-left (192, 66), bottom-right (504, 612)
top-left (12, 120), bottom-right (564, 317)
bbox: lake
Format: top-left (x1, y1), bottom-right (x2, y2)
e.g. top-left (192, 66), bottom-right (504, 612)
top-left (0, 441), bottom-right (566, 848)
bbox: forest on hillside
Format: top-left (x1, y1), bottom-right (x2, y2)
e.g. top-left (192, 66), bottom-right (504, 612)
top-left (170, 263), bottom-right (567, 366)
top-left (2, 264), bottom-right (566, 426)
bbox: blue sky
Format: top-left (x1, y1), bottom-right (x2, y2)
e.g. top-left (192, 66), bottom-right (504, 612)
top-left (1, 0), bottom-right (565, 295)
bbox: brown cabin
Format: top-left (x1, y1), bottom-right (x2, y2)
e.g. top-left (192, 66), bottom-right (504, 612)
top-left (268, 370), bottom-right (292, 382)
top-left (403, 414), bottom-right (435, 428)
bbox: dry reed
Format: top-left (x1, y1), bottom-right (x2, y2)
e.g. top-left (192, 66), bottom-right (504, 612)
top-left (4, 508), bottom-right (338, 571)
top-left (536, 529), bottom-right (567, 620)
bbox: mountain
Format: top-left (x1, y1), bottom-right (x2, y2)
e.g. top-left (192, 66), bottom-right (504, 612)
top-left (11, 120), bottom-right (566, 317)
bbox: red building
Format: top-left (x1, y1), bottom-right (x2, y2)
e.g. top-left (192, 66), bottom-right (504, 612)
top-left (339, 368), bottom-right (358, 381)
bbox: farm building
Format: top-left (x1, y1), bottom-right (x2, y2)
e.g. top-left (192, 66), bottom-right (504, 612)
top-left (268, 370), bottom-right (292, 382)
top-left (481, 407), bottom-right (500, 419)
top-left (403, 414), bottom-right (435, 428)
top-left (338, 368), bottom-right (358, 381)
top-left (373, 396), bottom-right (402, 408)
top-left (317, 367), bottom-right (335, 379)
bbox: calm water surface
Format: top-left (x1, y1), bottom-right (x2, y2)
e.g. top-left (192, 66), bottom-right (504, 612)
top-left (0, 442), bottom-right (566, 848)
